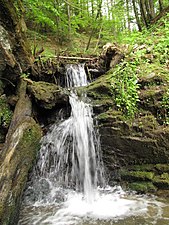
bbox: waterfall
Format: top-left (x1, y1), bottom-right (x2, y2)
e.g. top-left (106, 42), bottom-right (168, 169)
top-left (19, 64), bottom-right (164, 225)
top-left (32, 64), bottom-right (104, 203)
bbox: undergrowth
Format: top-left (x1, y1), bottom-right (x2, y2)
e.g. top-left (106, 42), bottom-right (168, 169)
top-left (110, 61), bottom-right (139, 118)
top-left (110, 13), bottom-right (169, 119)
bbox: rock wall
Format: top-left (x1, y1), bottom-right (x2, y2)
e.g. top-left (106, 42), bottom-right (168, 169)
top-left (86, 70), bottom-right (169, 195)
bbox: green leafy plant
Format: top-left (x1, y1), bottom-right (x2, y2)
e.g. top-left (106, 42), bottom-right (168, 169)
top-left (0, 97), bottom-right (13, 128)
top-left (20, 73), bottom-right (30, 79)
top-left (110, 61), bottom-right (139, 118)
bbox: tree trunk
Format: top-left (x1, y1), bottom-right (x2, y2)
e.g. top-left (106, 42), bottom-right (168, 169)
top-left (86, 0), bottom-right (102, 51)
top-left (0, 80), bottom-right (42, 225)
top-left (139, 0), bottom-right (149, 27)
top-left (148, 0), bottom-right (155, 19)
top-left (132, 0), bottom-right (142, 31)
top-left (126, 0), bottom-right (131, 31)
top-left (67, 0), bottom-right (71, 37)
top-left (145, 0), bottom-right (151, 22)
top-left (0, 0), bottom-right (33, 79)
top-left (158, 0), bottom-right (164, 12)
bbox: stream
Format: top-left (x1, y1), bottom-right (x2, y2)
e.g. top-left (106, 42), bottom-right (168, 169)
top-left (19, 64), bottom-right (169, 225)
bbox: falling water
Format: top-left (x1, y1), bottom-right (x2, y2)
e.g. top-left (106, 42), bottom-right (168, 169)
top-left (32, 64), bottom-right (104, 203)
top-left (19, 64), bottom-right (169, 225)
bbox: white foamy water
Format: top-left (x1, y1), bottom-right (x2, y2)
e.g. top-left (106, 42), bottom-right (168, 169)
top-left (43, 187), bottom-right (148, 225)
top-left (19, 64), bottom-right (169, 225)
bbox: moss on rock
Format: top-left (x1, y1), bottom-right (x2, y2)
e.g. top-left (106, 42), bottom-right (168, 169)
top-left (28, 81), bottom-right (69, 109)
top-left (119, 164), bottom-right (169, 194)
top-left (86, 73), bottom-right (114, 108)
top-left (129, 182), bottom-right (157, 193)
top-left (121, 170), bottom-right (154, 182)
top-left (155, 164), bottom-right (169, 173)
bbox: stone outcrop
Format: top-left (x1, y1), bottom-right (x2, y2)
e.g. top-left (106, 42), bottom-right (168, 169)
top-left (86, 68), bottom-right (169, 195)
top-left (27, 81), bottom-right (69, 109)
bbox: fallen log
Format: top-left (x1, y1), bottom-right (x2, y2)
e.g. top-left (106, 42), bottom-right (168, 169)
top-left (57, 56), bottom-right (95, 61)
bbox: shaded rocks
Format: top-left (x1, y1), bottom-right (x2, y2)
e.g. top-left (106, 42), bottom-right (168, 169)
top-left (85, 67), bottom-right (169, 195)
top-left (28, 81), bottom-right (69, 109)
top-left (120, 164), bottom-right (169, 194)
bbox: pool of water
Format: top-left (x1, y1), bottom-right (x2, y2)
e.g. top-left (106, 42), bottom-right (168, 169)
top-left (19, 186), bottom-right (169, 225)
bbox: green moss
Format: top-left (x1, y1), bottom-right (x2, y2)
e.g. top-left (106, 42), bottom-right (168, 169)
top-left (132, 114), bottom-right (158, 132)
top-left (155, 164), bottom-right (169, 173)
top-left (138, 62), bottom-right (169, 83)
top-left (120, 165), bottom-right (169, 193)
top-left (140, 87), bottom-right (164, 99)
top-left (129, 182), bottom-right (157, 193)
top-left (0, 98), bottom-right (13, 127)
top-left (153, 174), bottom-right (169, 189)
top-left (97, 109), bottom-right (123, 121)
top-left (28, 81), bottom-right (68, 109)
top-left (128, 164), bottom-right (156, 172)
top-left (0, 96), bottom-right (13, 142)
top-left (87, 74), bottom-right (113, 99)
top-left (121, 170), bottom-right (154, 181)
top-left (20, 123), bottom-right (41, 152)
top-left (0, 80), bottom-right (4, 95)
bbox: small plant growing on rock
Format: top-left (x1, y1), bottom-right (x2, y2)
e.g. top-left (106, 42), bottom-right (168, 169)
top-left (110, 61), bottom-right (139, 118)
top-left (0, 96), bottom-right (13, 129)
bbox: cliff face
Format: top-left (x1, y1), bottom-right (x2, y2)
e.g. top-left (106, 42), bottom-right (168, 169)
top-left (86, 63), bottom-right (169, 195)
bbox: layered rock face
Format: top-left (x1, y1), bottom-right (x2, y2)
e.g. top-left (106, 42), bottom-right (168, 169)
top-left (86, 70), bottom-right (169, 195)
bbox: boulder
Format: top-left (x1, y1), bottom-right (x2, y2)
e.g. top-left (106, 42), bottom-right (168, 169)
top-left (28, 81), bottom-right (69, 109)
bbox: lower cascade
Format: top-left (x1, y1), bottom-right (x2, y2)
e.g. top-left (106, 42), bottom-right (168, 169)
top-left (19, 64), bottom-right (169, 225)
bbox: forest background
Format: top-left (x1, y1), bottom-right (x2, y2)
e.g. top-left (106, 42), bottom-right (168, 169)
top-left (21, 0), bottom-right (169, 56)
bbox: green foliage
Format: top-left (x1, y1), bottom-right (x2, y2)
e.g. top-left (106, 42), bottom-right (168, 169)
top-left (129, 182), bottom-right (157, 193)
top-left (20, 72), bottom-right (30, 79)
top-left (123, 13), bottom-right (169, 64)
top-left (21, 0), bottom-right (169, 49)
top-left (110, 61), bottom-right (139, 118)
top-left (0, 97), bottom-right (13, 129)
